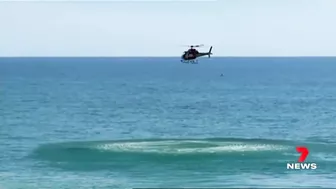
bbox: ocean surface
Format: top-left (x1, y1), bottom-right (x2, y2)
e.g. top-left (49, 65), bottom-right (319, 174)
top-left (1, 57), bottom-right (336, 188)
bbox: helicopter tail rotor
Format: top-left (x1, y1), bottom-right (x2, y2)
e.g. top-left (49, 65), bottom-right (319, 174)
top-left (208, 46), bottom-right (213, 58)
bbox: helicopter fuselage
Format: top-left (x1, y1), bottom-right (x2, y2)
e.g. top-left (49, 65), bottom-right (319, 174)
top-left (181, 52), bottom-right (210, 60)
top-left (180, 46), bottom-right (212, 61)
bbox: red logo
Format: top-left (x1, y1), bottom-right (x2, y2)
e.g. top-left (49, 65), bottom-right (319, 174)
top-left (296, 146), bottom-right (309, 162)
top-left (287, 146), bottom-right (316, 169)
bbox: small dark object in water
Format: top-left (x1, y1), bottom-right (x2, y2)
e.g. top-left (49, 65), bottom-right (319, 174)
top-left (220, 74), bottom-right (224, 76)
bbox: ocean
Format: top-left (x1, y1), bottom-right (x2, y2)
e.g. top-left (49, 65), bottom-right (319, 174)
top-left (1, 57), bottom-right (336, 188)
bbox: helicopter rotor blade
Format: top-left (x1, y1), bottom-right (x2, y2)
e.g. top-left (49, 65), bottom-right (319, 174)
top-left (194, 44), bottom-right (204, 47)
top-left (180, 44), bottom-right (205, 47)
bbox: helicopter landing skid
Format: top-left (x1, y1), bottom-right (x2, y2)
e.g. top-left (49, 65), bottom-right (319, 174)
top-left (181, 60), bottom-right (198, 64)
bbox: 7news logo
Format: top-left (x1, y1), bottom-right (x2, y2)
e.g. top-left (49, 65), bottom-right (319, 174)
top-left (286, 146), bottom-right (317, 170)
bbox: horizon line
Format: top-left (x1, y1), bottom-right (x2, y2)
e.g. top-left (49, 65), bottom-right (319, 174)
top-left (1, 56), bottom-right (336, 58)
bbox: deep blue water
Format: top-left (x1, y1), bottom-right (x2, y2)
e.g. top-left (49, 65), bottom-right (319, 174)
top-left (1, 57), bottom-right (336, 188)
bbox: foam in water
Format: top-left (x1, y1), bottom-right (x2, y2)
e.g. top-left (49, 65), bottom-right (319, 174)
top-left (93, 140), bottom-right (289, 154)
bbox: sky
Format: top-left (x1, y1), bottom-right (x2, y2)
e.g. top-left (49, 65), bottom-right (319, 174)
top-left (0, 0), bottom-right (336, 57)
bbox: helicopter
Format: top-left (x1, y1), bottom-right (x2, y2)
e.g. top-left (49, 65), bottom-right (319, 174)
top-left (181, 44), bottom-right (213, 64)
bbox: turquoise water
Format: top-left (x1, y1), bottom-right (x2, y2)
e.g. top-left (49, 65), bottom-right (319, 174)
top-left (1, 57), bottom-right (336, 188)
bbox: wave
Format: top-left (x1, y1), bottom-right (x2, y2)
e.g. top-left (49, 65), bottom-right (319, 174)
top-left (32, 138), bottom-right (292, 157)
top-left (30, 138), bottom-right (336, 172)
